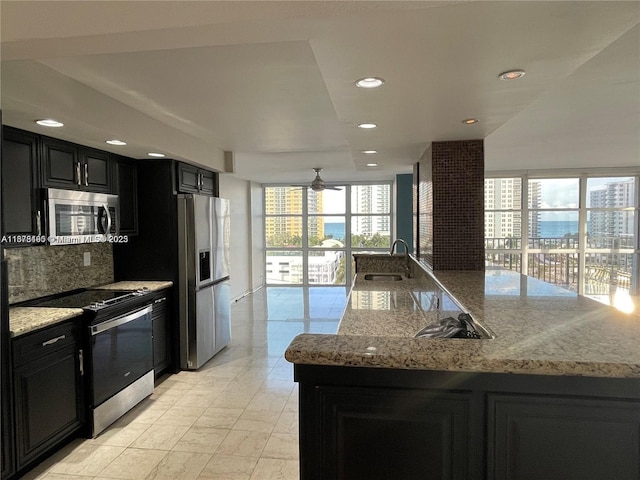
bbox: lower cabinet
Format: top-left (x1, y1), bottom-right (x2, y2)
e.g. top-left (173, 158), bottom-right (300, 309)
top-left (12, 321), bottom-right (84, 473)
top-left (317, 386), bottom-right (470, 480)
top-left (295, 365), bottom-right (640, 480)
top-left (488, 394), bottom-right (640, 480)
top-left (151, 293), bottom-right (171, 377)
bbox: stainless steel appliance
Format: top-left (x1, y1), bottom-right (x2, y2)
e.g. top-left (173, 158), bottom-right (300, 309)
top-left (31, 288), bottom-right (154, 437)
top-left (45, 188), bottom-right (119, 245)
top-left (177, 195), bottom-right (231, 369)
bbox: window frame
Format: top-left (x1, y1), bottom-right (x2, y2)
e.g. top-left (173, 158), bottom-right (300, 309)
top-left (263, 182), bottom-right (393, 286)
top-left (485, 170), bottom-right (639, 302)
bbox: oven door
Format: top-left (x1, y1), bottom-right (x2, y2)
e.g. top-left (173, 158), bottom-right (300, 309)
top-left (89, 305), bottom-right (153, 407)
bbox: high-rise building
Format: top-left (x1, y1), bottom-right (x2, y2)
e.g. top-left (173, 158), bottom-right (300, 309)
top-left (589, 178), bottom-right (635, 242)
top-left (484, 178), bottom-right (523, 241)
top-left (352, 185), bottom-right (390, 237)
top-left (528, 180), bottom-right (541, 238)
top-left (264, 187), bottom-right (324, 243)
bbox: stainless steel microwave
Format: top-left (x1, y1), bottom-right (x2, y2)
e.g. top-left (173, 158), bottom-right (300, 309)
top-left (45, 188), bottom-right (119, 245)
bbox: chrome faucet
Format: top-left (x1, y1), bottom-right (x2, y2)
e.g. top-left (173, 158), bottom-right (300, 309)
top-left (389, 238), bottom-right (411, 277)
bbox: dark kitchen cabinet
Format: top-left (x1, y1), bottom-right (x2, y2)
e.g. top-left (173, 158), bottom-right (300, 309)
top-left (487, 394), bottom-right (640, 480)
top-left (316, 386), bottom-right (470, 480)
top-left (177, 162), bottom-right (217, 196)
top-left (1, 127), bottom-right (42, 239)
top-left (1, 260), bottom-right (14, 480)
top-left (41, 137), bottom-right (112, 192)
top-left (114, 156), bottom-right (138, 235)
top-left (295, 365), bottom-right (640, 480)
top-left (151, 292), bottom-right (171, 378)
top-left (79, 148), bottom-right (111, 192)
top-left (12, 320), bottom-right (85, 473)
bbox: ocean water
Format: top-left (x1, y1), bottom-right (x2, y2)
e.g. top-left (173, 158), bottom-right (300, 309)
top-left (537, 221), bottom-right (579, 237)
top-left (324, 222), bottom-right (345, 239)
top-left (324, 221), bottom-right (579, 239)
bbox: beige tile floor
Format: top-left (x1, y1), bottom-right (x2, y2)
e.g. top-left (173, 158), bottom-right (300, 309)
top-left (20, 287), bottom-right (347, 480)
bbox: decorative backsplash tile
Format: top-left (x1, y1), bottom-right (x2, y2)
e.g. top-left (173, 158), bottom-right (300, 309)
top-left (415, 140), bottom-right (484, 271)
top-left (4, 243), bottom-right (114, 304)
top-left (353, 254), bottom-right (413, 275)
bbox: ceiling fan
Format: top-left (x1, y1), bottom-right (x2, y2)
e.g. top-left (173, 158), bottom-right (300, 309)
top-left (291, 168), bottom-right (342, 192)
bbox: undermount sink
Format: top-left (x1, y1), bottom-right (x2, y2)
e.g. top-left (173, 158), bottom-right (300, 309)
top-left (363, 273), bottom-right (404, 282)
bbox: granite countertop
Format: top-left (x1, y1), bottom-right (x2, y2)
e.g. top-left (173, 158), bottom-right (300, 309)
top-left (285, 263), bottom-right (640, 378)
top-left (9, 280), bottom-right (173, 337)
top-left (95, 280), bottom-right (173, 291)
top-left (9, 307), bottom-right (84, 337)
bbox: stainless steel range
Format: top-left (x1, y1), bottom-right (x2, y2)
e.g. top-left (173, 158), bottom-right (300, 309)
top-left (32, 288), bottom-right (155, 437)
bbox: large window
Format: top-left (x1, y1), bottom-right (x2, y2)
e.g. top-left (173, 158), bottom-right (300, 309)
top-left (265, 183), bottom-right (392, 285)
top-left (485, 174), bottom-right (639, 309)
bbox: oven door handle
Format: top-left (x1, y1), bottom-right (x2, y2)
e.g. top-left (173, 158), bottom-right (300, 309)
top-left (90, 305), bottom-right (152, 336)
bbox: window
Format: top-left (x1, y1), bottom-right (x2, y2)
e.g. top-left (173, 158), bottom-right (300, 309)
top-left (265, 183), bottom-right (392, 285)
top-left (485, 174), bottom-right (639, 308)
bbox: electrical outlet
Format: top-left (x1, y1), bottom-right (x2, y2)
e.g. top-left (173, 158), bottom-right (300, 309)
top-left (83, 252), bottom-right (91, 266)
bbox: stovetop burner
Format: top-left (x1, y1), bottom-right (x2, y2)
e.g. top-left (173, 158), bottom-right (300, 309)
top-left (31, 288), bottom-right (151, 311)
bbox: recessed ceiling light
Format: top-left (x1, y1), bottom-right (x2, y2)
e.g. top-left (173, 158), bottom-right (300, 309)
top-left (366, 163), bottom-right (378, 167)
top-left (106, 139), bottom-right (127, 146)
top-left (498, 69), bottom-right (526, 80)
top-left (35, 119), bottom-right (64, 127)
top-left (461, 118), bottom-right (479, 125)
top-left (148, 152), bottom-right (166, 158)
top-left (355, 77), bottom-right (385, 88)
top-left (357, 123), bottom-right (377, 129)
top-left (362, 150), bottom-right (378, 154)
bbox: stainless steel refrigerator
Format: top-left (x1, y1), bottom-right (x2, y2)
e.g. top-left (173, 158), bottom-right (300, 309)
top-left (177, 195), bottom-right (231, 370)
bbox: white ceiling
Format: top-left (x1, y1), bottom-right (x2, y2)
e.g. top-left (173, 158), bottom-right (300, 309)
top-left (1, 1), bottom-right (639, 185)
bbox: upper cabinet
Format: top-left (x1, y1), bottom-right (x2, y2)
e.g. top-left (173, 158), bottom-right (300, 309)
top-left (113, 156), bottom-right (138, 236)
top-left (177, 162), bottom-right (218, 196)
top-left (41, 136), bottom-right (112, 193)
top-left (1, 127), bottom-right (139, 241)
top-left (1, 127), bottom-right (42, 238)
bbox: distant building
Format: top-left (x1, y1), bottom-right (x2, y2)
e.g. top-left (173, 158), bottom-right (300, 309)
top-left (588, 178), bottom-right (635, 247)
top-left (352, 185), bottom-right (390, 237)
top-left (266, 250), bottom-right (344, 284)
top-left (484, 178), bottom-right (527, 242)
top-left (264, 187), bottom-right (324, 242)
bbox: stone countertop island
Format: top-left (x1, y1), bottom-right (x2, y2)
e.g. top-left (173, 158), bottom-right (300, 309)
top-left (286, 258), bottom-right (640, 378)
top-left (286, 255), bottom-right (640, 480)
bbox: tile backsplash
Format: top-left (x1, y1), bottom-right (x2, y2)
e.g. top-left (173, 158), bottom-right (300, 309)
top-left (5, 243), bottom-right (114, 304)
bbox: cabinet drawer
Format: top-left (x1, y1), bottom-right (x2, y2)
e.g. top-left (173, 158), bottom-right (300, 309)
top-left (13, 322), bottom-right (77, 366)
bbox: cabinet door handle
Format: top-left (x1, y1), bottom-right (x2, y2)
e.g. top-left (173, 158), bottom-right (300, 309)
top-left (75, 161), bottom-right (82, 186)
top-left (154, 297), bottom-right (167, 304)
top-left (198, 173), bottom-right (203, 190)
top-left (79, 349), bottom-right (84, 376)
top-left (36, 210), bottom-right (42, 236)
top-left (42, 334), bottom-right (66, 346)
top-left (84, 162), bottom-right (89, 186)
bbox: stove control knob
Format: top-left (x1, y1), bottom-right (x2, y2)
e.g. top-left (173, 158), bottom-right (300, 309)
top-left (90, 302), bottom-right (100, 309)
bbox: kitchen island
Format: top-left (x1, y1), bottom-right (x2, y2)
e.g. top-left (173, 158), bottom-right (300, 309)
top-left (285, 256), bottom-right (640, 480)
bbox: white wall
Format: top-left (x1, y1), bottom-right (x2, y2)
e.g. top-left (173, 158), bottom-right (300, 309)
top-left (219, 174), bottom-right (264, 301)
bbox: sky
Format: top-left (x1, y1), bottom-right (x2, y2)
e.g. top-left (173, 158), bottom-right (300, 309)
top-left (536, 177), bottom-right (634, 221)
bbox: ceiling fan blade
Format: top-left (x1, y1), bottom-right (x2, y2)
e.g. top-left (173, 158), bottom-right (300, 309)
top-left (325, 186), bottom-right (342, 191)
